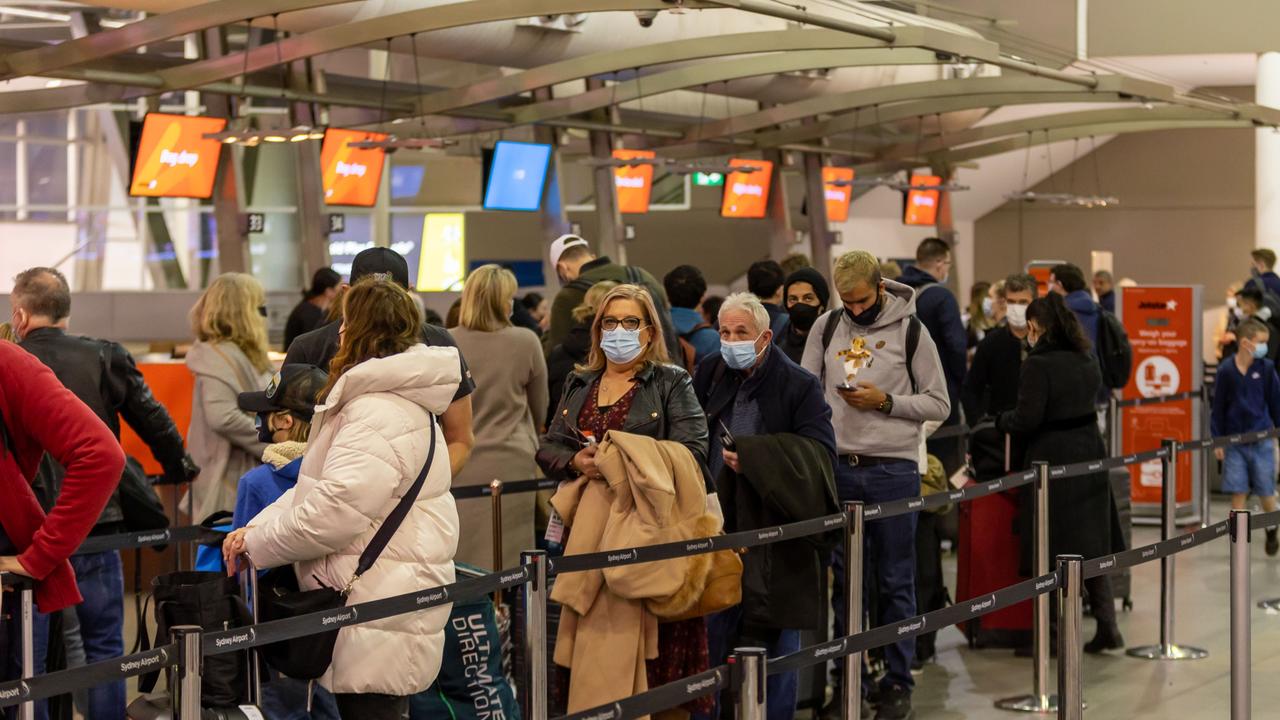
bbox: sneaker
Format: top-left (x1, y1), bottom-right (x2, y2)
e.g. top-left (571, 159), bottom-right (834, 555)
top-left (1267, 528), bottom-right (1278, 557)
top-left (875, 684), bottom-right (913, 720)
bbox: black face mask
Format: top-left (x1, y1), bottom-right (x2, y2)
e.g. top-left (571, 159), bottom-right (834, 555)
top-left (255, 412), bottom-right (275, 444)
top-left (257, 305), bottom-right (269, 318)
top-left (787, 303), bottom-right (821, 333)
top-left (846, 293), bottom-right (883, 327)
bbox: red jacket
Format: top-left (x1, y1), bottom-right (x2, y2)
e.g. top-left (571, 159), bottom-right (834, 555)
top-left (0, 341), bottom-right (124, 612)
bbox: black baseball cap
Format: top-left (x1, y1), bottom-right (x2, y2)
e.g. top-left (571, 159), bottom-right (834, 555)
top-left (351, 247), bottom-right (410, 288)
top-left (238, 364), bottom-right (329, 421)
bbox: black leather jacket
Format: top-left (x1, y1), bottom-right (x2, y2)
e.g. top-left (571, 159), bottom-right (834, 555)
top-left (21, 327), bottom-right (196, 528)
top-left (537, 362), bottom-right (710, 485)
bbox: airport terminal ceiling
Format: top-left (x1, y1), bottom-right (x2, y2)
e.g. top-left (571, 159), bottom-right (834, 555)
top-left (0, 0), bottom-right (1277, 294)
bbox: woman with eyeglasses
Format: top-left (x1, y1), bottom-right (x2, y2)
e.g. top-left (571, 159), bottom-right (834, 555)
top-left (536, 283), bottom-right (711, 714)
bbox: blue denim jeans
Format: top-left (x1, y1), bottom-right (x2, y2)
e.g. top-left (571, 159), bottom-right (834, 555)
top-left (61, 551), bottom-right (126, 720)
top-left (702, 605), bottom-right (802, 720)
top-left (830, 459), bottom-right (920, 692)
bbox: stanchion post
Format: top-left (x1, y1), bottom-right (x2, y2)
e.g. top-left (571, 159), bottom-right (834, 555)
top-left (997, 462), bottom-right (1057, 714)
top-left (172, 625), bottom-right (203, 720)
top-left (842, 501), bottom-right (864, 720)
top-left (18, 583), bottom-right (34, 720)
top-left (491, 480), bottom-right (504, 604)
top-left (1107, 394), bottom-right (1121, 457)
top-left (1231, 510), bottom-right (1251, 720)
top-left (1127, 438), bottom-right (1208, 660)
top-left (733, 647), bottom-right (767, 720)
top-left (1200, 385), bottom-right (1213, 528)
top-left (1056, 555), bottom-right (1084, 720)
top-left (521, 550), bottom-right (548, 720)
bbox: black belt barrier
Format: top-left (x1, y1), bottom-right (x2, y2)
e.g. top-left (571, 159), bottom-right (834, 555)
top-left (557, 666), bottom-right (731, 720)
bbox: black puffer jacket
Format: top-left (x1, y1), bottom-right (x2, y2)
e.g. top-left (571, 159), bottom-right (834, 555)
top-left (21, 327), bottom-right (195, 528)
top-left (537, 362), bottom-right (710, 486)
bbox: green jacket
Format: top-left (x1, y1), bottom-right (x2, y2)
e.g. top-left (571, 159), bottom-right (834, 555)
top-left (542, 256), bottom-right (679, 359)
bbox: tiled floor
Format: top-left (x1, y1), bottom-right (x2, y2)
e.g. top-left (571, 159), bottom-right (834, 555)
top-left (910, 501), bottom-right (1280, 718)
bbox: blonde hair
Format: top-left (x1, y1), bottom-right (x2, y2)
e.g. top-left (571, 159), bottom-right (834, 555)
top-left (579, 284), bottom-right (670, 373)
top-left (460, 264), bottom-right (517, 333)
top-left (572, 280), bottom-right (619, 323)
top-left (271, 411), bottom-right (312, 443)
top-left (834, 251), bottom-right (882, 293)
top-left (190, 273), bottom-right (271, 373)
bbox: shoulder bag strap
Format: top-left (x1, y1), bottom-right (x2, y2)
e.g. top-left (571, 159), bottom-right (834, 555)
top-left (347, 412), bottom-right (439, 591)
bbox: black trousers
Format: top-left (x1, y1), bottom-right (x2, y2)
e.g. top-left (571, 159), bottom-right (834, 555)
top-left (335, 692), bottom-right (408, 720)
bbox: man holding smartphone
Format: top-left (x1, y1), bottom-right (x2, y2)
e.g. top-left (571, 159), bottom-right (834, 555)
top-left (801, 251), bottom-right (950, 720)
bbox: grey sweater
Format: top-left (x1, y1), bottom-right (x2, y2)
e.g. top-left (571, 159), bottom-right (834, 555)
top-left (801, 280), bottom-right (951, 461)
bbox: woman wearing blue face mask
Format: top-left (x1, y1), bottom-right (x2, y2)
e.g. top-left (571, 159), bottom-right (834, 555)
top-left (536, 284), bottom-right (712, 715)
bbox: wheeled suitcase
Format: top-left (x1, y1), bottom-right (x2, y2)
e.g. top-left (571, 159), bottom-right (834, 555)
top-left (1108, 467), bottom-right (1134, 610)
top-left (957, 491), bottom-right (1032, 648)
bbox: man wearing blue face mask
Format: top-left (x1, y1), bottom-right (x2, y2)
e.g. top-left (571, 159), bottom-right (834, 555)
top-left (1212, 319), bottom-right (1280, 555)
top-left (692, 292), bottom-right (837, 720)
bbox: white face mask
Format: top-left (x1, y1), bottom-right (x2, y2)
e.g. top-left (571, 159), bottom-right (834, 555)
top-left (1006, 303), bottom-right (1029, 328)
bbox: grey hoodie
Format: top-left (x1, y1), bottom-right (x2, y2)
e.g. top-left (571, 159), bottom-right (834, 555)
top-left (801, 279), bottom-right (951, 461)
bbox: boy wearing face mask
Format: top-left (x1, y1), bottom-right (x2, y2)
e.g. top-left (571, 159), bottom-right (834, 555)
top-left (1212, 319), bottom-right (1280, 555)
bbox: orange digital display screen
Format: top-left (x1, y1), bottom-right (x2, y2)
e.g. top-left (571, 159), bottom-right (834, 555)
top-left (720, 158), bottom-right (773, 219)
top-left (129, 113), bottom-right (227, 199)
top-left (823, 166), bottom-right (855, 223)
top-left (320, 128), bottom-right (389, 207)
top-left (903, 174), bottom-right (941, 226)
top-left (613, 149), bottom-right (655, 214)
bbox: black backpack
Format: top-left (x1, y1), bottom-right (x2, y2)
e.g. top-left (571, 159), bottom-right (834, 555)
top-left (1095, 306), bottom-right (1133, 390)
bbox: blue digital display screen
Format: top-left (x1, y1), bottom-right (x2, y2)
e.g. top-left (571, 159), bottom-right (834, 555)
top-left (390, 164), bottom-right (426, 200)
top-left (483, 141), bottom-right (552, 212)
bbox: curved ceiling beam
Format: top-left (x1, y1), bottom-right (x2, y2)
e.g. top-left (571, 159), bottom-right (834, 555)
top-left (0, 0), bottom-right (353, 80)
top-left (413, 29), bottom-right (891, 116)
top-left (507, 47), bottom-right (941, 126)
top-left (151, 0), bottom-right (718, 92)
top-left (654, 75), bottom-right (1112, 152)
top-left (878, 105), bottom-right (1218, 161)
top-left (748, 74), bottom-right (1166, 148)
top-left (856, 118), bottom-right (1249, 174)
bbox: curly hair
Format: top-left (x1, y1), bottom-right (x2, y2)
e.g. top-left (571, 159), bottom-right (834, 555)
top-left (320, 277), bottom-right (422, 401)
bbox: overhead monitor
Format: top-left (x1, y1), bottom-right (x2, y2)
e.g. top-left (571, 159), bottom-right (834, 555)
top-left (720, 158), bottom-right (773, 219)
top-left (320, 128), bottom-right (388, 207)
top-left (416, 213), bottom-right (466, 292)
top-left (129, 113), bottom-right (227, 199)
top-left (483, 141), bottom-right (553, 212)
top-left (613, 149), bottom-right (655, 214)
top-left (822, 166), bottom-right (855, 223)
top-left (903, 174), bottom-right (941, 226)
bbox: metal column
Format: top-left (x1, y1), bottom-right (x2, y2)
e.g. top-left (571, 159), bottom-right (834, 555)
top-left (289, 58), bottom-right (330, 279)
top-left (733, 647), bottom-right (767, 720)
top-left (584, 76), bottom-right (623, 261)
top-left (1231, 510), bottom-right (1251, 720)
top-left (761, 146), bottom-right (794, 261)
top-left (842, 501), bottom-right (864, 720)
top-left (802, 151), bottom-right (835, 277)
top-left (199, 25), bottom-right (247, 276)
top-left (1056, 555), bottom-right (1084, 720)
top-left (997, 461), bottom-right (1057, 713)
top-left (532, 87), bottom-right (571, 272)
top-left (521, 550), bottom-right (548, 720)
top-left (172, 625), bottom-right (203, 720)
top-left (1127, 439), bottom-right (1209, 660)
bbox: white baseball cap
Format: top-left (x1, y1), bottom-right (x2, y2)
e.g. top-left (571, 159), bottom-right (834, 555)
top-left (549, 234), bottom-right (589, 267)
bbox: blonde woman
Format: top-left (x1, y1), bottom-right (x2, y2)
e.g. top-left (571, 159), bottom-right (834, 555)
top-left (186, 273), bottom-right (275, 520)
top-left (450, 264), bottom-right (549, 569)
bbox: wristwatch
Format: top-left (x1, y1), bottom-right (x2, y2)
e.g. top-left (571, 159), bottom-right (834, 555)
top-left (877, 394), bottom-right (894, 415)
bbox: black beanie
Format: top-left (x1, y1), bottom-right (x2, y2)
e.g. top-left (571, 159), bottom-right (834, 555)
top-left (783, 267), bottom-right (831, 309)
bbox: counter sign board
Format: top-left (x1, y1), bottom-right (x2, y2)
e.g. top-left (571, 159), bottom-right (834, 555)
top-left (1118, 285), bottom-right (1203, 519)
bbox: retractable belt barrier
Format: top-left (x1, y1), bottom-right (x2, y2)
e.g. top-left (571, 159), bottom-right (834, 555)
top-left (8, 422), bottom-right (1280, 711)
top-left (1112, 388), bottom-right (1203, 409)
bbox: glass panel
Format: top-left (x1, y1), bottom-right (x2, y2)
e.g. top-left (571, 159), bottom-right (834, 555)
top-left (23, 111), bottom-right (68, 141)
top-left (0, 140), bottom-right (15, 220)
top-left (26, 142), bottom-right (68, 222)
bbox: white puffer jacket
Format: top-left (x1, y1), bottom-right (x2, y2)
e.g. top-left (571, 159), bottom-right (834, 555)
top-left (244, 344), bottom-right (461, 695)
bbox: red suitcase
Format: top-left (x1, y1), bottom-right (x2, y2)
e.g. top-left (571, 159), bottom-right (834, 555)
top-left (957, 490), bottom-right (1032, 648)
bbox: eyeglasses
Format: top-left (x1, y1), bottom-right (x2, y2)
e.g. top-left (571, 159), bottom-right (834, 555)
top-left (601, 316), bottom-right (646, 332)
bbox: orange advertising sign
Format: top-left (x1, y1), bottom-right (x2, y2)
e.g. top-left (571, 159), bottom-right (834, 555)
top-left (613, 149), bottom-right (655, 214)
top-left (320, 128), bottom-right (389, 207)
top-left (903, 174), bottom-right (941, 226)
top-left (720, 158), bottom-right (773, 219)
top-left (823, 166), bottom-right (854, 223)
top-left (129, 113), bottom-right (227, 199)
top-left (1120, 286), bottom-right (1197, 506)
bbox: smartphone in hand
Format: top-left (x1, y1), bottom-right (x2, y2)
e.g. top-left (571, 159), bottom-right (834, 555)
top-left (719, 420), bottom-right (737, 452)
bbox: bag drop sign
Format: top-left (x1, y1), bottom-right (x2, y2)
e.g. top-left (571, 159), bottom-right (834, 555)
top-left (1119, 286), bottom-right (1201, 508)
